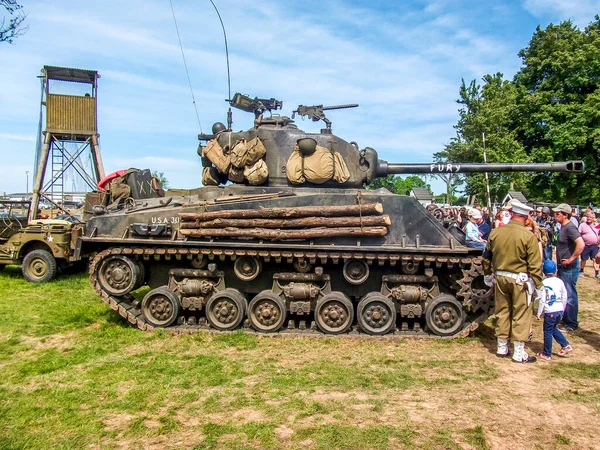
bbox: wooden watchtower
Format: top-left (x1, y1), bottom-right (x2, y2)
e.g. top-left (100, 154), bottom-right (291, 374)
top-left (29, 65), bottom-right (105, 222)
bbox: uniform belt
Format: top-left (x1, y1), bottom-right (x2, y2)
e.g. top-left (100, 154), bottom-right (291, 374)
top-left (496, 270), bottom-right (520, 280)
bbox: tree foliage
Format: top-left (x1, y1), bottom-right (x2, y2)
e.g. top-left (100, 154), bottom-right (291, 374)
top-left (1, 1), bottom-right (27, 43)
top-left (440, 16), bottom-right (600, 204)
top-left (151, 171), bottom-right (169, 189)
top-left (365, 174), bottom-right (430, 195)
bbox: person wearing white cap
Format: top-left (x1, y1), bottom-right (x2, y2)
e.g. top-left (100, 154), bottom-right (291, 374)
top-left (465, 209), bottom-right (486, 250)
top-left (482, 200), bottom-right (543, 363)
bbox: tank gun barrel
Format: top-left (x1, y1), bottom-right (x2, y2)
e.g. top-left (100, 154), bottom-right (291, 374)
top-left (377, 160), bottom-right (585, 175)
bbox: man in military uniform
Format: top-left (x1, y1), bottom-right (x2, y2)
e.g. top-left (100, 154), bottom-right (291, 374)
top-left (483, 200), bottom-right (543, 363)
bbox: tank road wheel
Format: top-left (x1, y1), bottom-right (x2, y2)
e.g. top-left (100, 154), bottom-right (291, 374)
top-left (343, 259), bottom-right (369, 285)
top-left (141, 287), bottom-right (180, 328)
top-left (425, 295), bottom-right (465, 337)
top-left (315, 292), bottom-right (354, 334)
top-left (248, 291), bottom-right (287, 333)
top-left (22, 249), bottom-right (57, 283)
top-left (206, 288), bottom-right (246, 331)
top-left (97, 255), bottom-right (140, 297)
top-left (234, 256), bottom-right (262, 281)
top-left (357, 294), bottom-right (396, 335)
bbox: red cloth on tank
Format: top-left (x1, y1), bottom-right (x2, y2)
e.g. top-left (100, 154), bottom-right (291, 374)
top-left (97, 169), bottom-right (128, 191)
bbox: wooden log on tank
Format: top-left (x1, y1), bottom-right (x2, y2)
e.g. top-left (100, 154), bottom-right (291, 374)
top-left (180, 226), bottom-right (388, 240)
top-left (179, 203), bottom-right (384, 221)
top-left (179, 215), bottom-right (391, 229)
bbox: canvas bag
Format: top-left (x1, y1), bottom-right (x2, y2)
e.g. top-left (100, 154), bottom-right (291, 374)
top-left (231, 137), bottom-right (267, 168)
top-left (244, 159), bottom-right (269, 185)
top-left (285, 145), bottom-right (350, 184)
top-left (228, 165), bottom-right (245, 183)
top-left (203, 139), bottom-right (230, 174)
top-left (202, 167), bottom-right (221, 186)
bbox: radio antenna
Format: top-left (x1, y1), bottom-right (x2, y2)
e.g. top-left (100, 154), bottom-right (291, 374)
top-left (208, 0), bottom-right (233, 130)
top-left (169, 0), bottom-right (203, 133)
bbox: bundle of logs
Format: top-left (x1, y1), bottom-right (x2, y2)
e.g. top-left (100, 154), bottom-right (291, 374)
top-left (179, 202), bottom-right (390, 240)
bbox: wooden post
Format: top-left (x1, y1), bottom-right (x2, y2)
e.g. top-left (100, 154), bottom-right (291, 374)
top-left (179, 203), bottom-right (384, 221)
top-left (179, 215), bottom-right (391, 229)
top-left (180, 226), bottom-right (388, 240)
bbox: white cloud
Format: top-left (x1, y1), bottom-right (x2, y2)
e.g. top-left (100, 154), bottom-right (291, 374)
top-left (523, 0), bottom-right (598, 28)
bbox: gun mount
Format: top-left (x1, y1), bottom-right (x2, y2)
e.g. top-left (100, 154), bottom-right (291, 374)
top-left (229, 93), bottom-right (283, 118)
top-left (292, 103), bottom-right (359, 132)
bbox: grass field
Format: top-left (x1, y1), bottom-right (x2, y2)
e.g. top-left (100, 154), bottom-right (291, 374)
top-left (1, 265), bottom-right (599, 449)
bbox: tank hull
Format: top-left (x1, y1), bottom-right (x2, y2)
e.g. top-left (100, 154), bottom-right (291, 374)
top-left (83, 186), bottom-right (492, 337)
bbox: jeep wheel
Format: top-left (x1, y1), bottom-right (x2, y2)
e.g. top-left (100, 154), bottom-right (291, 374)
top-left (22, 249), bottom-right (58, 283)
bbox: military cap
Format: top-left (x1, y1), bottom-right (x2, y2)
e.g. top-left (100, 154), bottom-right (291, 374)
top-left (510, 200), bottom-right (533, 216)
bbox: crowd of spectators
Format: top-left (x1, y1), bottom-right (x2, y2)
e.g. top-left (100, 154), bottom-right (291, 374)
top-left (433, 202), bottom-right (599, 279)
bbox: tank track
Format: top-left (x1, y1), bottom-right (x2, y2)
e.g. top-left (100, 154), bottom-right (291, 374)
top-left (89, 246), bottom-right (492, 339)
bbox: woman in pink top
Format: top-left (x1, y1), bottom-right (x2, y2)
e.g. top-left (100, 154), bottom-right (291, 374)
top-left (579, 211), bottom-right (599, 275)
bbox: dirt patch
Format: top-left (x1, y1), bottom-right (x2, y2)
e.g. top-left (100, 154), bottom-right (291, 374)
top-left (102, 412), bottom-right (135, 432)
top-left (310, 389), bottom-right (351, 402)
top-left (275, 424), bottom-right (294, 439)
top-left (205, 406), bottom-right (266, 425)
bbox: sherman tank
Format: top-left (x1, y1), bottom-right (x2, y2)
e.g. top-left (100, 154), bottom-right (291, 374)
top-left (79, 94), bottom-right (584, 337)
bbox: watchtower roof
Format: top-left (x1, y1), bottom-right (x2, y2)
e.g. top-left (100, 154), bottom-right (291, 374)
top-left (43, 65), bottom-right (99, 85)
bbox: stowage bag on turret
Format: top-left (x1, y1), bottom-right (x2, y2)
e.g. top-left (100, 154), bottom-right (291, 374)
top-left (228, 165), bottom-right (245, 183)
top-left (286, 145), bottom-right (350, 184)
top-left (244, 159), bottom-right (269, 185)
top-left (231, 137), bottom-right (267, 168)
top-left (202, 167), bottom-right (222, 186)
top-left (203, 139), bottom-right (231, 174)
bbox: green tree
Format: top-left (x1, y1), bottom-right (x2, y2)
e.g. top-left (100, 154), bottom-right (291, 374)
top-left (435, 75), bottom-right (529, 204)
top-left (515, 17), bottom-right (600, 203)
top-left (365, 174), bottom-right (430, 195)
top-left (1, 1), bottom-right (27, 43)
top-left (442, 16), bottom-right (600, 205)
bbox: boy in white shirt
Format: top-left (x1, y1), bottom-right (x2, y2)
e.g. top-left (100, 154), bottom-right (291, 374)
top-left (536, 260), bottom-right (573, 360)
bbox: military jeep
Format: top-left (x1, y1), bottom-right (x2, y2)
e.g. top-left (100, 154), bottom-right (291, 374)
top-left (0, 201), bottom-right (85, 282)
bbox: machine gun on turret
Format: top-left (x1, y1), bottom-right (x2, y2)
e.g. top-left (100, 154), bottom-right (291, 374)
top-left (292, 103), bottom-right (358, 132)
top-left (229, 93), bottom-right (283, 118)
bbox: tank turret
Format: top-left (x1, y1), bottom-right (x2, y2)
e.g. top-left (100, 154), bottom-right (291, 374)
top-left (197, 93), bottom-right (583, 188)
top-left (81, 93), bottom-right (584, 339)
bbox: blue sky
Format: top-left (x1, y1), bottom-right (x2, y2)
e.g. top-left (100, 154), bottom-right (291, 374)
top-left (0, 0), bottom-right (597, 195)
